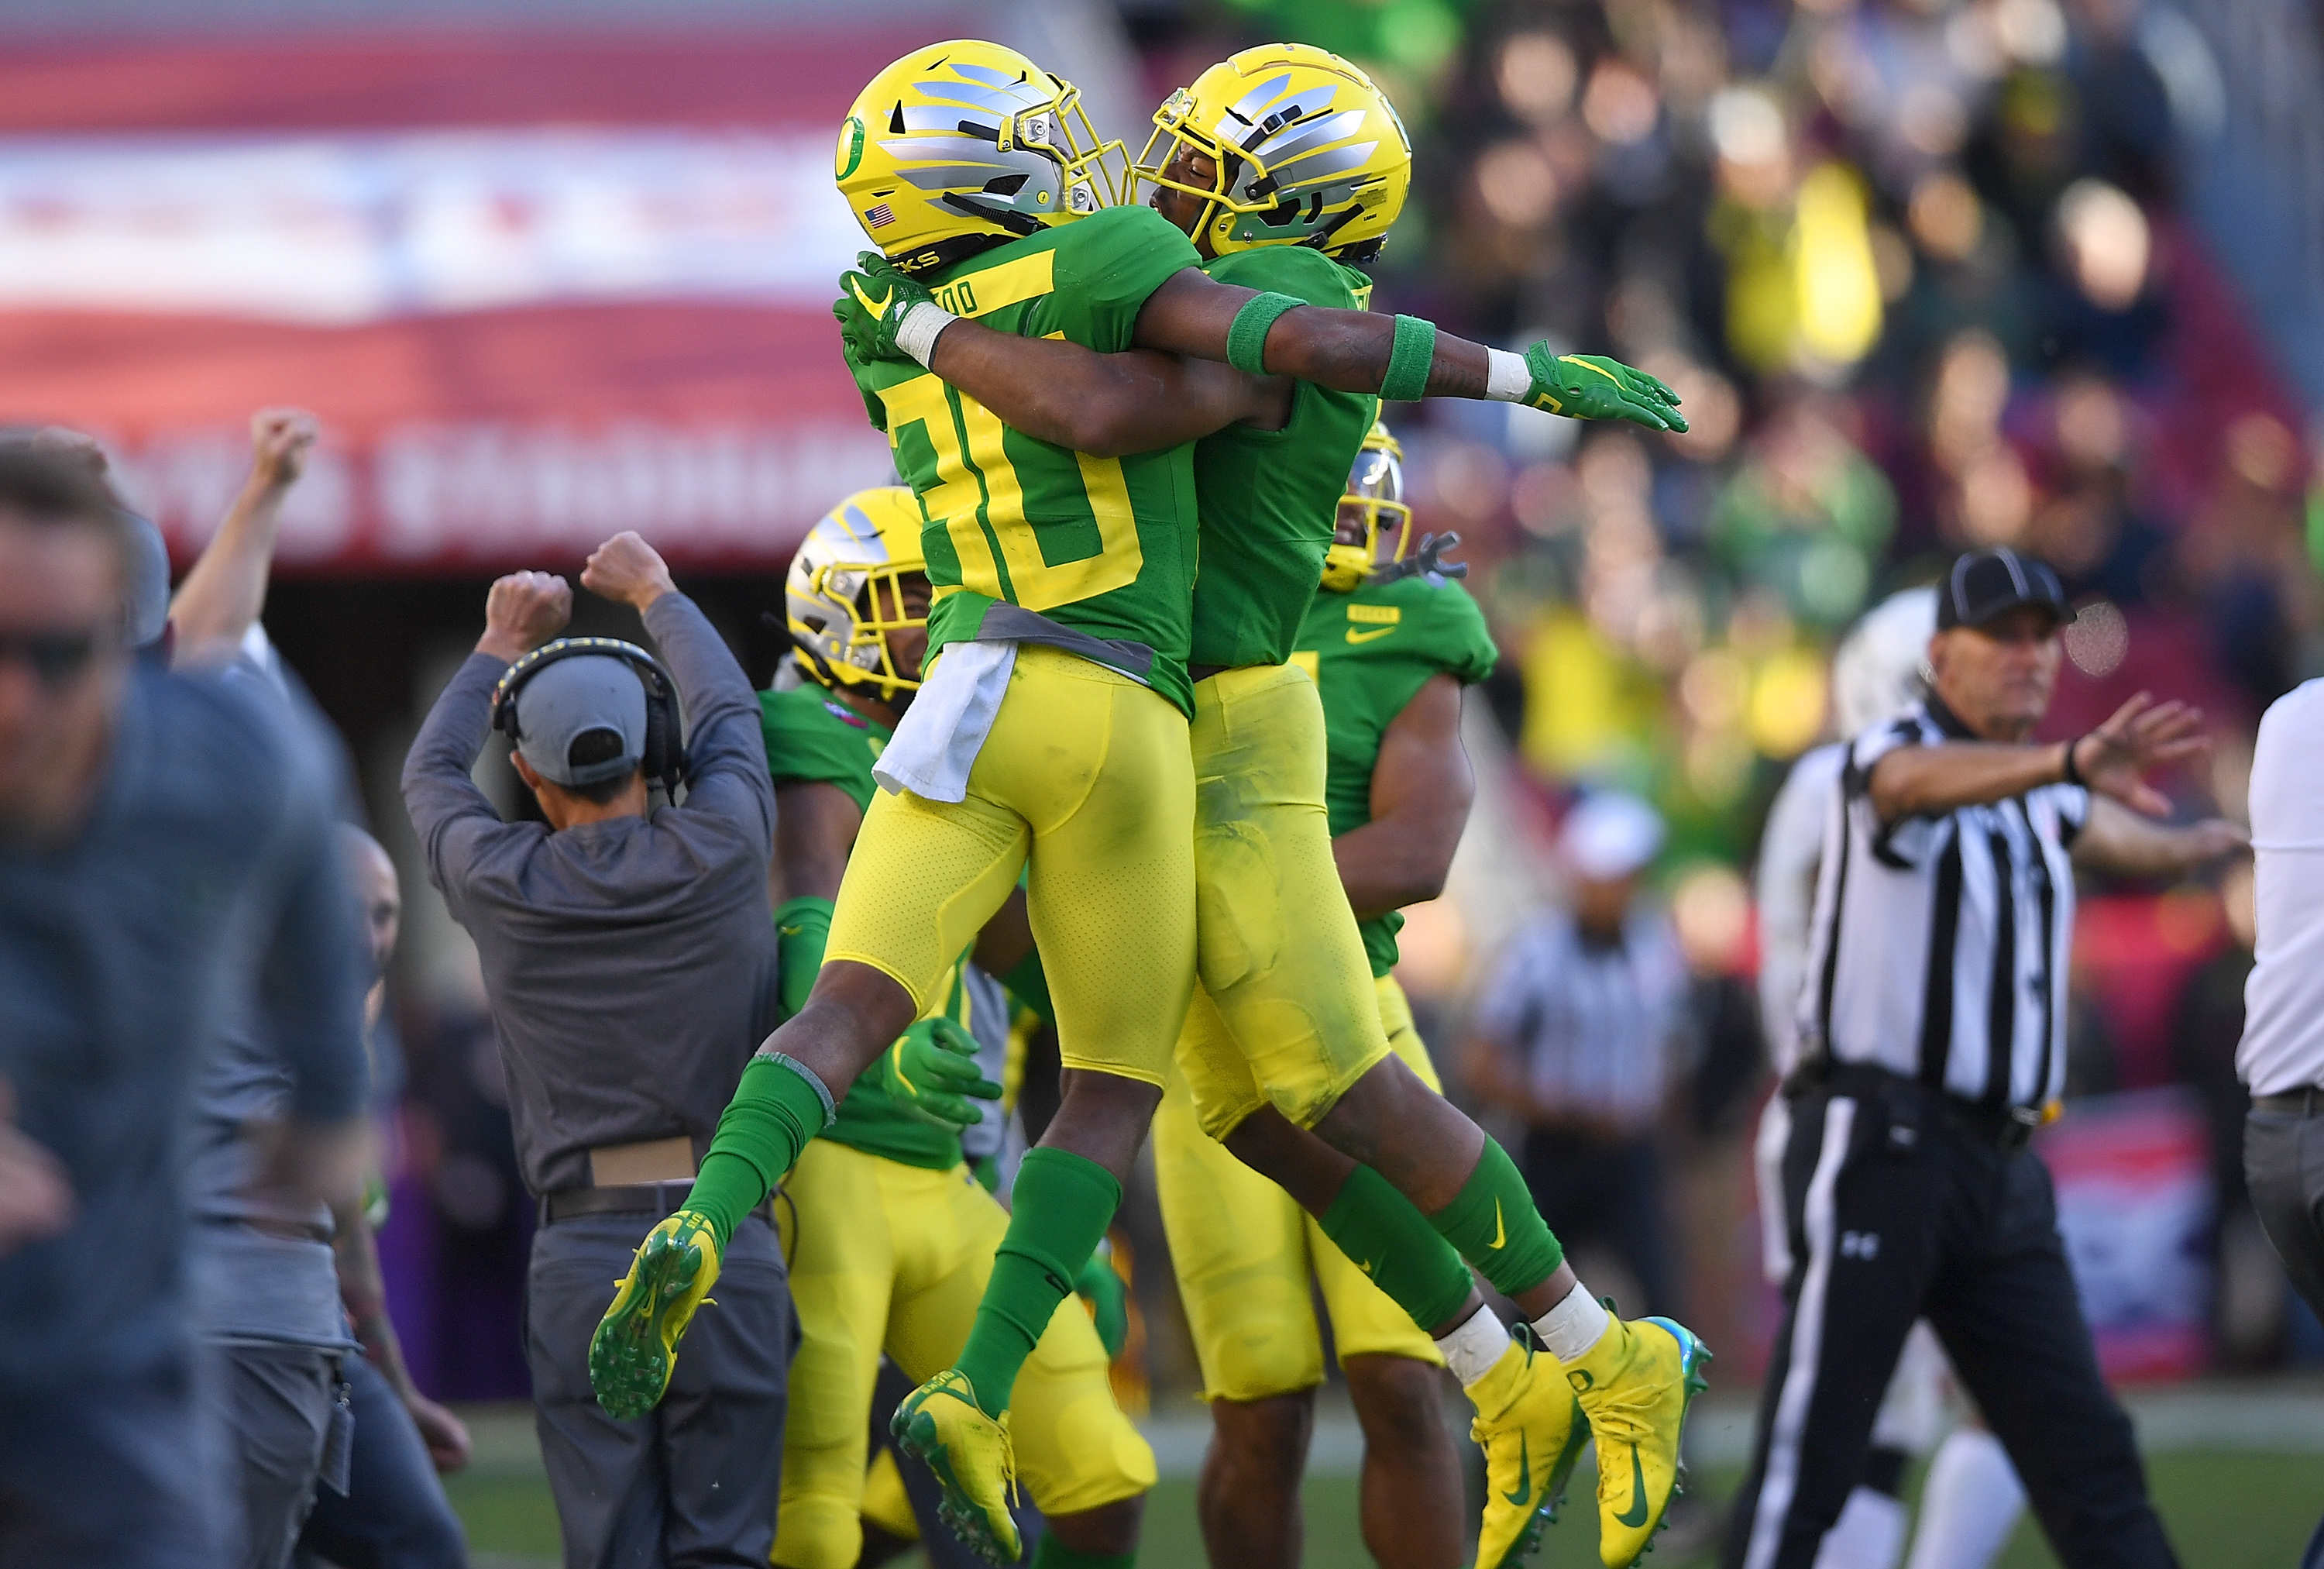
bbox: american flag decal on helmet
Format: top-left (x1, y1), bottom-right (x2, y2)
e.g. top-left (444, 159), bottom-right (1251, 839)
top-left (865, 202), bottom-right (895, 229)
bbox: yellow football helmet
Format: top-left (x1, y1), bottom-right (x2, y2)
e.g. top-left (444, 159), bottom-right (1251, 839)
top-left (786, 487), bottom-right (929, 699)
top-left (1134, 43), bottom-right (1412, 261)
top-left (1322, 421), bottom-right (1413, 591)
top-left (836, 40), bottom-right (1129, 276)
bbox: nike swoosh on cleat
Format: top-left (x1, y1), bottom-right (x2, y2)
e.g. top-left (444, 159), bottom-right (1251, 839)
top-left (850, 277), bottom-right (896, 320)
top-left (1501, 1431), bottom-right (1533, 1506)
top-left (1614, 1442), bottom-right (1651, 1529)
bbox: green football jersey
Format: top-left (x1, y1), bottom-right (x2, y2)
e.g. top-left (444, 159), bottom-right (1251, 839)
top-left (1188, 245), bottom-right (1379, 670)
top-left (1291, 571), bottom-right (1498, 975)
top-left (846, 205), bottom-right (1205, 716)
top-left (760, 683), bottom-right (962, 1170)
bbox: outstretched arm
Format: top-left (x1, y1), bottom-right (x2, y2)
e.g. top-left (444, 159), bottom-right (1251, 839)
top-left (2071, 797), bottom-right (2248, 879)
top-left (1128, 268), bottom-right (1682, 428)
top-left (1868, 691), bottom-right (2209, 826)
top-left (839, 253), bottom-right (1683, 436)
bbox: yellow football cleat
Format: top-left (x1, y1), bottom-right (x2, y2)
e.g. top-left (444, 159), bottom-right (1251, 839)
top-left (587, 1210), bottom-right (720, 1420)
top-left (889, 1369), bottom-right (1020, 1566)
top-left (1469, 1330), bottom-right (1591, 1569)
top-left (1564, 1313), bottom-right (1711, 1568)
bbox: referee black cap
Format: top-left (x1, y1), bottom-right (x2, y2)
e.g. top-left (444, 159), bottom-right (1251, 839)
top-left (1935, 546), bottom-right (2074, 632)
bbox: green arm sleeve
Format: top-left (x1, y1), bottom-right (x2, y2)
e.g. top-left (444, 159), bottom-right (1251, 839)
top-left (775, 896), bottom-right (834, 1022)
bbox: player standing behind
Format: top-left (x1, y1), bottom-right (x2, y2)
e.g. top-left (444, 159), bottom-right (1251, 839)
top-left (758, 489), bottom-right (1156, 1569)
top-left (832, 47), bottom-right (1703, 1569)
top-left (601, 40), bottom-right (1694, 1569)
top-left (1151, 425), bottom-right (1492, 1569)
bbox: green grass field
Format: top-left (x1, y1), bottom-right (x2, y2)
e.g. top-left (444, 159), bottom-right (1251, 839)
top-left (447, 1447), bottom-right (2324, 1567)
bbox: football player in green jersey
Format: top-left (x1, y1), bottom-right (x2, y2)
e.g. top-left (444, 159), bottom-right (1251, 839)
top-left (834, 46), bottom-right (1708, 1569)
top-left (590, 46), bottom-right (1227, 1502)
top-left (756, 489), bottom-right (1155, 1569)
top-left (1152, 423), bottom-right (1497, 1569)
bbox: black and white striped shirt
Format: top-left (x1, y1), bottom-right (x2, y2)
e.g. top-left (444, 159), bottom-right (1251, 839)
top-left (1474, 908), bottom-right (1690, 1130)
top-left (1796, 699), bottom-right (2089, 1110)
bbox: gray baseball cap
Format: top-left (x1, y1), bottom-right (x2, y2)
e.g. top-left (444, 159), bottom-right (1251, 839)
top-left (513, 654), bottom-right (647, 787)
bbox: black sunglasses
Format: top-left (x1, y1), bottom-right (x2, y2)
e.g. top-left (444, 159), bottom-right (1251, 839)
top-left (0, 628), bottom-right (107, 690)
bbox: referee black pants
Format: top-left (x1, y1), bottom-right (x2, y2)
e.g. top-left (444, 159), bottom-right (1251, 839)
top-left (1721, 1070), bottom-right (2178, 1569)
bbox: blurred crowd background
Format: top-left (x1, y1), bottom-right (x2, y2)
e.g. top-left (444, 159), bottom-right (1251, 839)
top-left (3, 0), bottom-right (2321, 1414)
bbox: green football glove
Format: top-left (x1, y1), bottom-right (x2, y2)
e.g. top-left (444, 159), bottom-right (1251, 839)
top-left (1519, 347), bottom-right (1687, 433)
top-left (832, 250), bottom-right (935, 365)
top-left (1074, 1248), bottom-right (1129, 1358)
top-left (879, 1015), bottom-right (1002, 1131)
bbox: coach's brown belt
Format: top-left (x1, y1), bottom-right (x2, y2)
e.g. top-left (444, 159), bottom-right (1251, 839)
top-left (540, 1180), bottom-right (771, 1227)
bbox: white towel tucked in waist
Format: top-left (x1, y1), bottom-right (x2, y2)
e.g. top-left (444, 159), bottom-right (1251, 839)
top-left (872, 641), bottom-right (1017, 802)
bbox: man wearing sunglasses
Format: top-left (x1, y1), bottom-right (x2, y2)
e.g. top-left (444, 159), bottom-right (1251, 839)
top-left (0, 446), bottom-right (373, 1569)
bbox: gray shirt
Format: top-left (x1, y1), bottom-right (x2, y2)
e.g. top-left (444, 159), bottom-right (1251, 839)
top-left (403, 594), bottom-right (780, 1196)
top-left (0, 669), bottom-right (370, 1393)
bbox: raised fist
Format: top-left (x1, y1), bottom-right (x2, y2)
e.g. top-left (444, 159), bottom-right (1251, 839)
top-left (479, 571), bottom-right (572, 663)
top-left (248, 408), bottom-right (320, 492)
top-left (582, 532), bottom-right (677, 612)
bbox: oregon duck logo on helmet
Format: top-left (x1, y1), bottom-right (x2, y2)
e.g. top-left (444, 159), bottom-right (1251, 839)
top-left (786, 487), bottom-right (930, 700)
top-left (1323, 421), bottom-right (1414, 591)
top-left (837, 40), bottom-right (1129, 276)
top-left (1134, 43), bottom-right (1412, 262)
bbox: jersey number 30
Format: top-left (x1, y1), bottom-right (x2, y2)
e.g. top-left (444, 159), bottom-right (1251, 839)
top-left (878, 371), bottom-right (1144, 614)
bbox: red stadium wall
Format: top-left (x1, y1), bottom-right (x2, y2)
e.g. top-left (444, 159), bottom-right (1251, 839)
top-left (0, 30), bottom-right (951, 570)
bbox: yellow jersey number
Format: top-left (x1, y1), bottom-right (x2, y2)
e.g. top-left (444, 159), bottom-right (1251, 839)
top-left (874, 370), bottom-right (1144, 614)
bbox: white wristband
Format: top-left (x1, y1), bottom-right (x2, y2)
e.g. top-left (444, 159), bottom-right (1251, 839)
top-left (895, 301), bottom-right (959, 368)
top-left (1485, 347), bottom-right (1532, 403)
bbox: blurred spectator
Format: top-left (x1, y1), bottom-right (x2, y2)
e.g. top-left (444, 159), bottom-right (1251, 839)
top-left (1709, 385), bottom-right (1897, 630)
top-left (1462, 793), bottom-right (1688, 1316)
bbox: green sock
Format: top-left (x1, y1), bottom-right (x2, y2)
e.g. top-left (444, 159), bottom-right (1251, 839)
top-left (1318, 1163), bottom-right (1477, 1333)
top-left (1030, 1540), bottom-right (1133, 1569)
top-left (1428, 1137), bottom-right (1563, 1300)
top-left (772, 896), bottom-right (834, 1021)
top-left (953, 1148), bottom-right (1122, 1416)
top-left (682, 1053), bottom-right (834, 1251)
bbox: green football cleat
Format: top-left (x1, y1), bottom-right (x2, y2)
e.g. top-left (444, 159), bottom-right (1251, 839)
top-left (890, 1369), bottom-right (1021, 1565)
top-left (586, 1210), bottom-right (720, 1420)
top-left (1469, 1327), bottom-right (1592, 1568)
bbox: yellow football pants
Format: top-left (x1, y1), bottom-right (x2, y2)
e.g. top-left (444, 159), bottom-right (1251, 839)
top-left (772, 1141), bottom-right (1157, 1569)
top-left (825, 643), bottom-right (1198, 1088)
top-left (1177, 662), bottom-right (1393, 1137)
top-left (1155, 974), bottom-right (1447, 1402)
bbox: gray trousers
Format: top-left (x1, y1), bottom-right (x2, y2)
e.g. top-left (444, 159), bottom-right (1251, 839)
top-left (526, 1212), bottom-right (791, 1569)
top-left (213, 1342), bottom-right (350, 1569)
top-left (0, 1354), bottom-right (228, 1569)
top-left (2244, 1104), bottom-right (2324, 1569)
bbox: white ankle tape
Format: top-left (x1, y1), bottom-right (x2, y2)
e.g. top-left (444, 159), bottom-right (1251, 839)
top-left (1532, 1282), bottom-right (1611, 1364)
top-left (1435, 1303), bottom-right (1512, 1388)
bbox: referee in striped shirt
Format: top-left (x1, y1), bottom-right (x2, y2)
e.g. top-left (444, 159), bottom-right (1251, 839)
top-left (1724, 549), bottom-right (2247, 1569)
